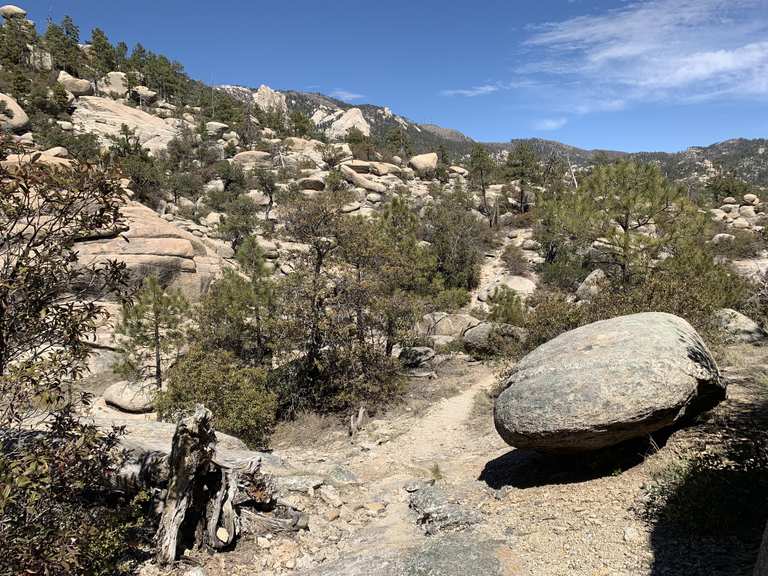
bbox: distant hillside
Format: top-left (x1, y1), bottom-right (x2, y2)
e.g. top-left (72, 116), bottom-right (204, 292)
top-left (221, 84), bottom-right (767, 188)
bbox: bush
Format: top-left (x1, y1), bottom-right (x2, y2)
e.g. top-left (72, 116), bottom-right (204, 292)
top-left (156, 347), bottom-right (277, 448)
top-left (487, 286), bottom-right (526, 326)
top-left (0, 417), bottom-right (151, 576)
top-left (501, 244), bottom-right (529, 277)
top-left (433, 287), bottom-right (470, 311)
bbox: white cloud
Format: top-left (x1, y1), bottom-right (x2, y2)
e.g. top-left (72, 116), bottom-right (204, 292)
top-left (441, 84), bottom-right (500, 97)
top-left (533, 117), bottom-right (568, 131)
top-left (330, 89), bottom-right (365, 101)
top-left (525, 0), bottom-right (768, 104)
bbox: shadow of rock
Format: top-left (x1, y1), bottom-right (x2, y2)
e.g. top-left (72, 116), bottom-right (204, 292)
top-left (480, 432), bottom-right (671, 490)
top-left (646, 369), bottom-right (768, 575)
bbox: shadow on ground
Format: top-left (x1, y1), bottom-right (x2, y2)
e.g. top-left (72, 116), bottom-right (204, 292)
top-left (479, 432), bottom-right (672, 490)
top-left (646, 370), bottom-right (768, 576)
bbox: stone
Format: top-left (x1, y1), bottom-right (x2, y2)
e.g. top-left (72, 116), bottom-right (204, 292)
top-left (103, 381), bottom-right (155, 413)
top-left (399, 346), bottom-right (436, 368)
top-left (733, 217), bottom-right (751, 229)
top-left (744, 193), bottom-right (759, 205)
top-left (0, 4), bottom-right (26, 17)
top-left (739, 205), bottom-right (757, 219)
top-left (97, 71), bottom-right (129, 98)
top-left (340, 164), bottom-right (386, 193)
top-left (298, 174), bottom-right (326, 191)
top-left (326, 465), bottom-right (360, 486)
top-left (327, 108), bottom-right (370, 141)
top-left (449, 165), bottom-right (469, 176)
top-left (57, 70), bottom-right (93, 97)
top-left (408, 152), bottom-right (438, 175)
top-left (711, 233), bottom-right (735, 244)
top-left (204, 178), bottom-right (225, 194)
top-left (202, 211), bottom-right (223, 227)
top-left (72, 96), bottom-right (181, 155)
top-left (478, 276), bottom-right (536, 302)
top-left (319, 485), bottom-right (343, 508)
top-left (253, 84), bottom-right (288, 115)
top-left (277, 475), bottom-right (324, 493)
top-left (462, 323), bottom-right (527, 353)
top-left (575, 269), bottom-right (607, 301)
top-left (521, 239), bottom-right (541, 251)
top-left (296, 534), bottom-right (510, 576)
top-left (0, 93), bottom-right (29, 132)
top-left (206, 121), bottom-right (229, 137)
top-left (131, 85), bottom-right (158, 104)
top-left (233, 150), bottom-right (271, 169)
top-left (247, 190), bottom-right (271, 206)
top-left (408, 486), bottom-right (481, 535)
top-left (713, 308), bottom-right (767, 344)
top-left (415, 312), bottom-right (482, 338)
top-left (494, 312), bottom-right (723, 452)
top-left (722, 197), bottom-right (737, 204)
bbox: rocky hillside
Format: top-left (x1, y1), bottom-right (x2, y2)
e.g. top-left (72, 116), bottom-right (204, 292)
top-left (222, 83), bottom-right (768, 188)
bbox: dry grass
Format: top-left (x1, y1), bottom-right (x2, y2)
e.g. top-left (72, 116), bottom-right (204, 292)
top-left (270, 411), bottom-right (344, 449)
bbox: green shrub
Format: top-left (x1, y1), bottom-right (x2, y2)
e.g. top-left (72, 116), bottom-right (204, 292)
top-left (433, 287), bottom-right (470, 311)
top-left (488, 286), bottom-right (526, 326)
top-left (501, 244), bottom-right (529, 277)
top-left (156, 347), bottom-right (277, 448)
top-left (0, 418), bottom-right (151, 576)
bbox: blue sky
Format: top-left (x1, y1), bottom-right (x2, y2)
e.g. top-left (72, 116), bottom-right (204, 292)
top-left (20, 0), bottom-right (768, 152)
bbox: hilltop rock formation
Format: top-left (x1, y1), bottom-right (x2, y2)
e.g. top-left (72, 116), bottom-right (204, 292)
top-left (325, 108), bottom-right (370, 141)
top-left (494, 312), bottom-right (723, 452)
top-left (254, 84), bottom-right (288, 114)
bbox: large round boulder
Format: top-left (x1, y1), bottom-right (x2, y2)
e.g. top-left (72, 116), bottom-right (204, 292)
top-left (494, 312), bottom-right (723, 452)
top-left (408, 152), bottom-right (438, 175)
top-left (0, 93), bottom-right (29, 132)
top-left (103, 381), bottom-right (155, 413)
top-left (57, 70), bottom-right (93, 97)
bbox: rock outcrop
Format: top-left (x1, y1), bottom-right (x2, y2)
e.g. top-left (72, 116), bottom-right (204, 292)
top-left (408, 152), bottom-right (438, 175)
top-left (253, 84), bottom-right (288, 115)
top-left (714, 308), bottom-right (767, 344)
top-left (97, 71), bottom-right (129, 99)
top-left (494, 312), bottom-right (724, 452)
top-left (57, 70), bottom-right (93, 96)
top-left (0, 93), bottom-right (29, 132)
top-left (72, 96), bottom-right (182, 154)
top-left (327, 108), bottom-right (370, 141)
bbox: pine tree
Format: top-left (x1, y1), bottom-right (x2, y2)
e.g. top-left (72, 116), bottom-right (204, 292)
top-left (90, 28), bottom-right (116, 75)
top-left (115, 275), bottom-right (189, 389)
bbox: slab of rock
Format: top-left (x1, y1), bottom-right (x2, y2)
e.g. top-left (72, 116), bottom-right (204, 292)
top-left (253, 84), bottom-right (287, 115)
top-left (0, 93), bottom-right (29, 132)
top-left (408, 486), bottom-right (482, 535)
top-left (416, 312), bottom-right (482, 338)
top-left (340, 164), bottom-right (386, 193)
top-left (575, 269), bottom-right (607, 301)
top-left (97, 71), bottom-right (129, 99)
top-left (233, 150), bottom-right (271, 169)
top-left (399, 346), bottom-right (436, 368)
top-left (103, 381), bottom-right (155, 413)
top-left (713, 308), bottom-right (767, 344)
top-left (494, 312), bottom-right (723, 452)
top-left (327, 108), bottom-right (370, 140)
top-left (72, 96), bottom-right (181, 155)
top-left (299, 534), bottom-right (510, 576)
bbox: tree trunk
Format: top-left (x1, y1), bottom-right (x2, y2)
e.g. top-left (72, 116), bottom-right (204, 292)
top-left (154, 406), bottom-right (216, 565)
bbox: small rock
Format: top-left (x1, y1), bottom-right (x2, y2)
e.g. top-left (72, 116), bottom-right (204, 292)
top-left (623, 526), bottom-right (641, 544)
